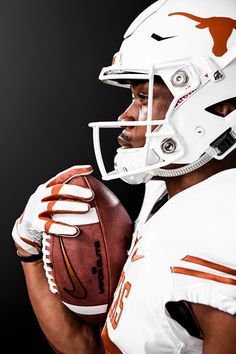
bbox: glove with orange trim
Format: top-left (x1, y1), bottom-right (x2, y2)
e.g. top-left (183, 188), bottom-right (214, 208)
top-left (12, 165), bottom-right (94, 255)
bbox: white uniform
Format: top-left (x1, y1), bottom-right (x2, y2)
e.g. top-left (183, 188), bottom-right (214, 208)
top-left (102, 169), bottom-right (236, 353)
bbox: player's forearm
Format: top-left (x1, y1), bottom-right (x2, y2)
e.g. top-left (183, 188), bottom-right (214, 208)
top-left (21, 260), bottom-right (104, 354)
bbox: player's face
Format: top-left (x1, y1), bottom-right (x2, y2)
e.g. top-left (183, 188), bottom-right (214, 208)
top-left (117, 80), bottom-right (174, 148)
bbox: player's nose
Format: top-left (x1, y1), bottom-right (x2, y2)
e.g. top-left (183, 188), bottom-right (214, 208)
top-left (118, 115), bottom-right (135, 129)
top-left (117, 100), bottom-right (139, 129)
top-left (117, 108), bottom-right (137, 129)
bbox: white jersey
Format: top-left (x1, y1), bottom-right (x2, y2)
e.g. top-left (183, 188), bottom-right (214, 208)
top-left (101, 169), bottom-right (236, 354)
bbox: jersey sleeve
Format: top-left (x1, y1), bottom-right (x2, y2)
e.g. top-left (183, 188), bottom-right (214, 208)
top-left (169, 223), bottom-right (236, 315)
top-left (163, 215), bottom-right (236, 348)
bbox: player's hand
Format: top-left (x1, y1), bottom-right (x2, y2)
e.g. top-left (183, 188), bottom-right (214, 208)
top-left (12, 165), bottom-right (94, 255)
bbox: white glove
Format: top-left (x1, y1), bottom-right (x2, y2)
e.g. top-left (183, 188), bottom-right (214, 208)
top-left (12, 165), bottom-right (94, 255)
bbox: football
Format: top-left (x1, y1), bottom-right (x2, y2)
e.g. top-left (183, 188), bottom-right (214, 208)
top-left (42, 174), bottom-right (132, 324)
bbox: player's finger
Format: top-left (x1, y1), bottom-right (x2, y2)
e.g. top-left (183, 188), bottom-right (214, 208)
top-left (49, 223), bottom-right (79, 237)
top-left (42, 200), bottom-right (90, 214)
top-left (52, 208), bottom-right (99, 226)
top-left (46, 165), bottom-right (93, 187)
top-left (39, 216), bottom-right (79, 236)
top-left (41, 184), bottom-right (94, 201)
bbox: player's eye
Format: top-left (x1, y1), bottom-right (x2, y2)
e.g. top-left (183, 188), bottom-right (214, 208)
top-left (138, 93), bottom-right (148, 104)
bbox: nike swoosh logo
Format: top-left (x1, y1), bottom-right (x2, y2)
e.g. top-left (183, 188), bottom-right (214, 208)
top-left (60, 237), bottom-right (87, 299)
top-left (131, 248), bottom-right (144, 262)
top-left (151, 33), bottom-right (176, 41)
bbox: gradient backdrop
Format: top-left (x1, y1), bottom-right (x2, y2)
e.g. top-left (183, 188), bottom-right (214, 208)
top-left (2, 1), bottom-right (154, 352)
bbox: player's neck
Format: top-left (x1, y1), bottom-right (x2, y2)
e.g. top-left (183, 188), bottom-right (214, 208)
top-left (164, 155), bottom-right (236, 198)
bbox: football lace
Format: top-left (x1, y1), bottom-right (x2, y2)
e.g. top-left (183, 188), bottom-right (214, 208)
top-left (42, 232), bottom-right (58, 294)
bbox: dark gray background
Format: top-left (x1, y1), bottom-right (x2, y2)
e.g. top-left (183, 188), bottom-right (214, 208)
top-left (1, 1), bottom-right (154, 353)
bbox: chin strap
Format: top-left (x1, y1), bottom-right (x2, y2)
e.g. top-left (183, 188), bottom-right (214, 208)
top-left (155, 147), bottom-right (216, 177)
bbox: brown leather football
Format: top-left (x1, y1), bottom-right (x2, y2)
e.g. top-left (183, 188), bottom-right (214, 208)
top-left (42, 174), bottom-right (132, 324)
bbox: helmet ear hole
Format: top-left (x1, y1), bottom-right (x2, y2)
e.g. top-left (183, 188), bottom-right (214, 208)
top-left (206, 98), bottom-right (236, 117)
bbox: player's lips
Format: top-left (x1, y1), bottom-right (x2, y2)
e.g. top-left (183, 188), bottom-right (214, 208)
top-left (117, 132), bottom-right (133, 148)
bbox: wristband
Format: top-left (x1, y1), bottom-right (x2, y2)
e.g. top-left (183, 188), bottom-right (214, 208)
top-left (16, 250), bottom-right (43, 262)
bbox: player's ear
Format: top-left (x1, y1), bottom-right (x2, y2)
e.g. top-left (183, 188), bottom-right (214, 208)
top-left (214, 102), bottom-right (235, 117)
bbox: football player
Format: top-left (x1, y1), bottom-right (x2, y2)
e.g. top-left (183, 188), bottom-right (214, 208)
top-left (12, 0), bottom-right (236, 353)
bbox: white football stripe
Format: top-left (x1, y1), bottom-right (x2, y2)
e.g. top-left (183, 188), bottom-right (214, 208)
top-left (63, 302), bottom-right (108, 315)
top-left (52, 207), bottom-right (99, 225)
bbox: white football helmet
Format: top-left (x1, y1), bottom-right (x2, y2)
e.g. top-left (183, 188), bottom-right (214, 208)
top-left (89, 0), bottom-right (236, 184)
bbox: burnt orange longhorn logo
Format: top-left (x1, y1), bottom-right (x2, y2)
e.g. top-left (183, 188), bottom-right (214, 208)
top-left (169, 12), bottom-right (236, 56)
